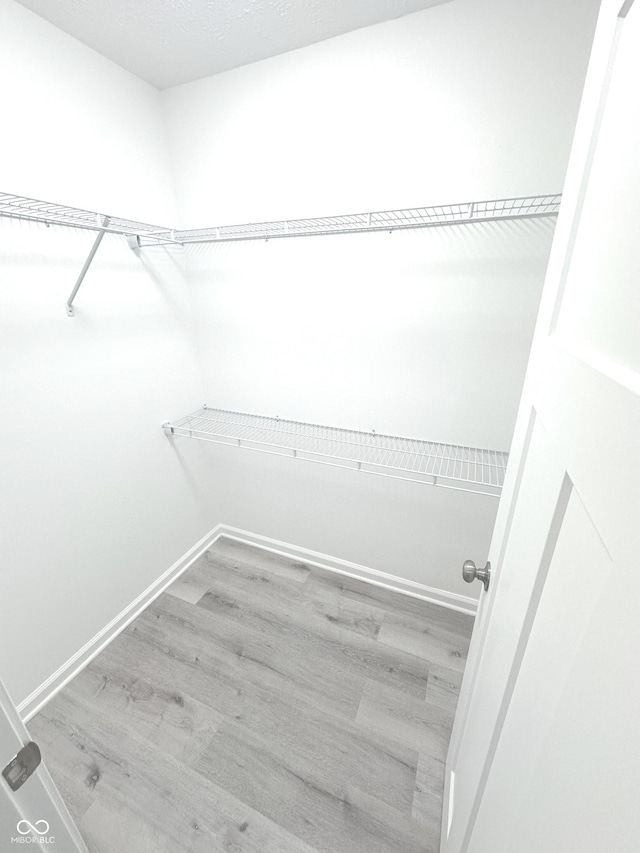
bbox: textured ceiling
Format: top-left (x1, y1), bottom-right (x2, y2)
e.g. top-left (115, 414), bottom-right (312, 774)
top-left (14, 0), bottom-right (451, 90)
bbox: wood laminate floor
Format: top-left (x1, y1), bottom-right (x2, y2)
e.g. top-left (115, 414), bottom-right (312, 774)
top-left (29, 537), bottom-right (474, 853)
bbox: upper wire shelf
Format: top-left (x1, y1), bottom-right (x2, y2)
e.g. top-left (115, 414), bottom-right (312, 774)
top-left (0, 191), bottom-right (561, 246)
top-left (173, 194), bottom-right (561, 245)
top-left (0, 190), bottom-right (561, 314)
top-left (0, 192), bottom-right (177, 245)
top-left (163, 406), bottom-right (508, 497)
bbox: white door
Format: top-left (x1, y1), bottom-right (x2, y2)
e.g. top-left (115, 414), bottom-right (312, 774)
top-left (443, 0), bottom-right (640, 850)
top-left (0, 675), bottom-right (87, 851)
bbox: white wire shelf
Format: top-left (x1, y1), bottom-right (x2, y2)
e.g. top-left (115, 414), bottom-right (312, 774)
top-left (0, 192), bottom-right (177, 244)
top-left (0, 191), bottom-right (561, 246)
top-left (0, 189), bottom-right (560, 314)
top-left (170, 193), bottom-right (561, 244)
top-left (163, 406), bottom-right (509, 497)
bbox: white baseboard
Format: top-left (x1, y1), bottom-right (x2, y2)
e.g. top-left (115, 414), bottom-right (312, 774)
top-left (19, 523), bottom-right (224, 723)
top-left (217, 524), bottom-right (479, 616)
top-left (19, 522), bottom-right (477, 722)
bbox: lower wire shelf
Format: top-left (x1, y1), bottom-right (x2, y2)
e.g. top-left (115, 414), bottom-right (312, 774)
top-left (163, 406), bottom-right (508, 497)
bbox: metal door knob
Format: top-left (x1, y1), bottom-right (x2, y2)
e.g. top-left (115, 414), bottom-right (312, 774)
top-left (462, 559), bottom-right (491, 591)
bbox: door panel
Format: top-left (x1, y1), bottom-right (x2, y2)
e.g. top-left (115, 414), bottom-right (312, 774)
top-left (445, 415), bottom-right (567, 848)
top-left (554, 0), bottom-right (640, 374)
top-left (443, 0), bottom-right (640, 850)
top-left (536, 344), bottom-right (639, 560)
top-left (0, 676), bottom-right (87, 851)
top-left (468, 482), bottom-right (614, 852)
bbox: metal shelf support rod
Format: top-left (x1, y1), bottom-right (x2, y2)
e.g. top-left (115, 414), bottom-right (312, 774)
top-left (66, 216), bottom-right (111, 317)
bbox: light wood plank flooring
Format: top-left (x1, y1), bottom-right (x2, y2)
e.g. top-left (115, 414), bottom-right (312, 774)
top-left (28, 537), bottom-right (474, 852)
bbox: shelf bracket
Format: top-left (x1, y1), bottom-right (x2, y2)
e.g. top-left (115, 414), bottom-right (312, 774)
top-left (66, 215), bottom-right (111, 317)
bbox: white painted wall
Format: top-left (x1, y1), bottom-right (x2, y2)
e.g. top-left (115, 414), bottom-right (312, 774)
top-left (161, 0), bottom-right (599, 593)
top-left (0, 0), bottom-right (175, 222)
top-left (180, 222), bottom-right (555, 449)
top-left (207, 446), bottom-right (500, 600)
top-left (163, 0), bottom-right (598, 225)
top-left (0, 0), bottom-right (219, 708)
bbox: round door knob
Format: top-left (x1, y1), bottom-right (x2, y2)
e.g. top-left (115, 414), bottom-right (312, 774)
top-left (462, 559), bottom-right (491, 591)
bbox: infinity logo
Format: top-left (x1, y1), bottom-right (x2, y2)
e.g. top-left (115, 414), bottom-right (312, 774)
top-left (16, 820), bottom-right (50, 836)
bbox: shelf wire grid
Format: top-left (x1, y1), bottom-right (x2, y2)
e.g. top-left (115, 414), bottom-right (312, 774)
top-left (164, 407), bottom-right (509, 497)
top-left (0, 192), bottom-right (175, 243)
top-left (172, 193), bottom-right (561, 244)
top-left (0, 191), bottom-right (560, 247)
